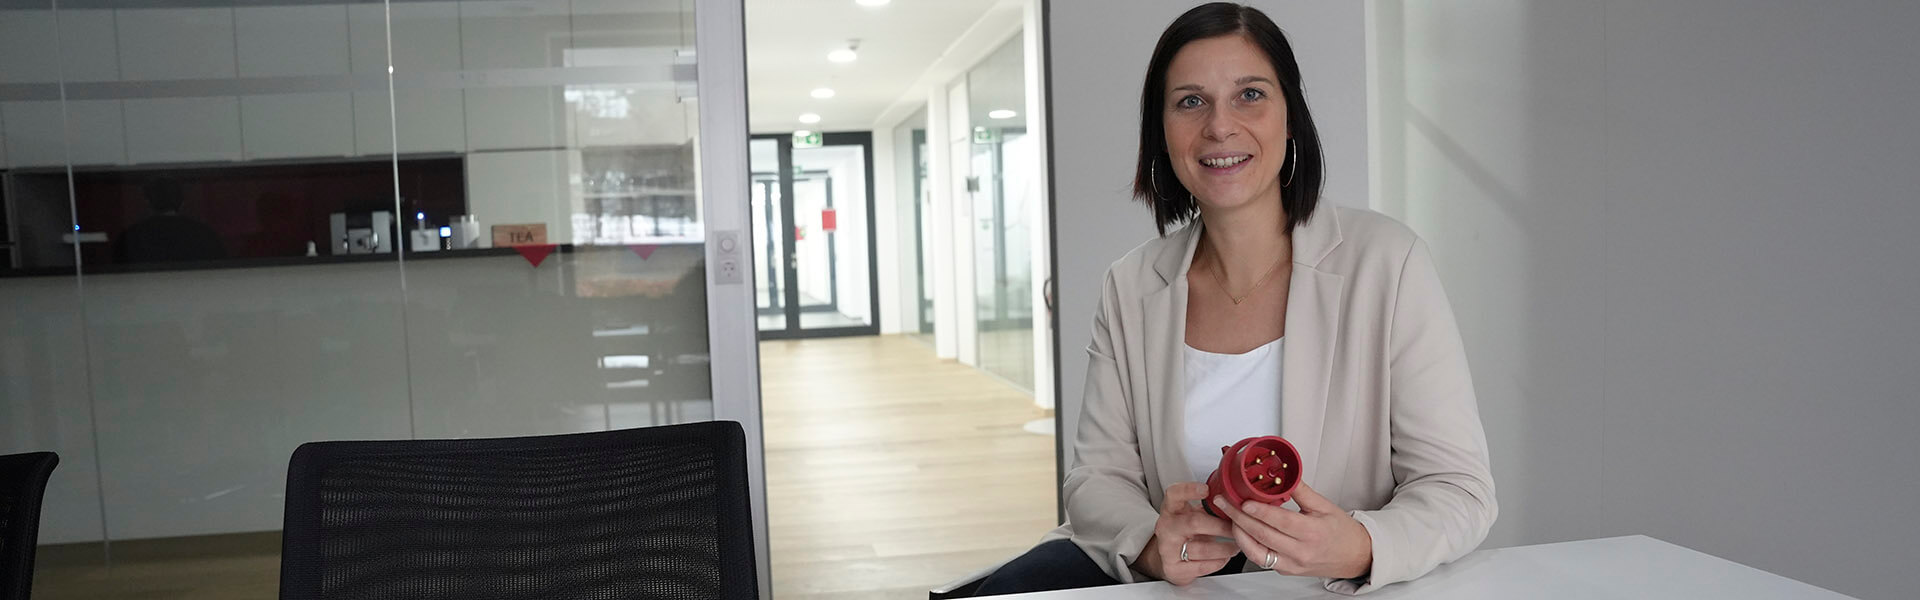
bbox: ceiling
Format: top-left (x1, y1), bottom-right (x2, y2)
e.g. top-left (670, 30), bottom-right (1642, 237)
top-left (745, 0), bottom-right (1001, 135)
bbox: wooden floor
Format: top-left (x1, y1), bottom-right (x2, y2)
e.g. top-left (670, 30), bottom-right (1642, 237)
top-left (761, 335), bottom-right (1057, 600)
top-left (29, 334), bottom-right (1057, 600)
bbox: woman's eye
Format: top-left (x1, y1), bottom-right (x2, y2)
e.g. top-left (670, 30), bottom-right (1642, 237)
top-left (1241, 88), bottom-right (1266, 102)
top-left (1177, 95), bottom-right (1203, 109)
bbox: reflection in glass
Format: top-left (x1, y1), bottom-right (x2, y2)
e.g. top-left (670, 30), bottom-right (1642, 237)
top-left (750, 138), bottom-right (788, 331)
top-left (967, 37), bottom-right (1034, 390)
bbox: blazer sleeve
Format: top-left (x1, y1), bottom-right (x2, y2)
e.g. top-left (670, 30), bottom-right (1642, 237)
top-left (1060, 269), bottom-right (1164, 583)
top-left (1331, 238), bottom-right (1499, 594)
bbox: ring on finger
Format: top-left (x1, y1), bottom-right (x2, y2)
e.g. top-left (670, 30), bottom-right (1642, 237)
top-left (1263, 552), bottom-right (1278, 570)
top-left (1180, 541), bottom-right (1190, 562)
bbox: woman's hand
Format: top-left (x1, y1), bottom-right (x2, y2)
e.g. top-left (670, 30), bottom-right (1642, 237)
top-left (1132, 482), bottom-right (1239, 585)
top-left (1210, 482), bottom-right (1373, 580)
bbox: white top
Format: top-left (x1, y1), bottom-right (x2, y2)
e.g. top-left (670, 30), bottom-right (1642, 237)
top-left (1180, 337), bottom-right (1283, 483)
top-left (991, 535), bottom-right (1860, 599)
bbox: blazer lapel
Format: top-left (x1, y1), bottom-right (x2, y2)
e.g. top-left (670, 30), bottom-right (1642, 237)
top-left (1282, 208), bottom-right (1345, 492)
top-left (1146, 225), bottom-right (1204, 484)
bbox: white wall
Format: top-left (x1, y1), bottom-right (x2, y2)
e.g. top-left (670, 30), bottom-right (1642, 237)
top-left (1373, 2), bottom-right (1920, 598)
top-left (1049, 0), bottom-right (1370, 475)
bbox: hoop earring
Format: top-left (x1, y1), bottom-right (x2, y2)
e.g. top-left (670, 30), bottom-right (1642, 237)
top-left (1150, 156), bottom-right (1169, 200)
top-left (1283, 138), bottom-right (1297, 188)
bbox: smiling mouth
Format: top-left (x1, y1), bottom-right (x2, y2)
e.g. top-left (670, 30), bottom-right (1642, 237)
top-left (1200, 155), bottom-right (1252, 168)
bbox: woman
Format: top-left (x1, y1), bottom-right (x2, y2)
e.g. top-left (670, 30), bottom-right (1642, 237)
top-left (972, 3), bottom-right (1495, 596)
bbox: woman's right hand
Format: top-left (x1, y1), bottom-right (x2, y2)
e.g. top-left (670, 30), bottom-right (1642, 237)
top-left (1132, 482), bottom-right (1240, 585)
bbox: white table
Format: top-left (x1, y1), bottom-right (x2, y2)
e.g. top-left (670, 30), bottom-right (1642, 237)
top-left (999, 535), bottom-right (1856, 599)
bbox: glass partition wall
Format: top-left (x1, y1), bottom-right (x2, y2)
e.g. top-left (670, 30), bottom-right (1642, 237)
top-left (0, 0), bottom-right (717, 595)
top-left (966, 38), bottom-right (1034, 390)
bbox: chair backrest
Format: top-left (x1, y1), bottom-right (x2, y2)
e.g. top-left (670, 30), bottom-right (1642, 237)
top-left (279, 422), bottom-right (757, 600)
top-left (0, 452), bottom-right (59, 600)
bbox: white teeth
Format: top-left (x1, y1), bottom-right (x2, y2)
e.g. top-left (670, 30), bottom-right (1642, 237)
top-left (1201, 155), bottom-right (1251, 168)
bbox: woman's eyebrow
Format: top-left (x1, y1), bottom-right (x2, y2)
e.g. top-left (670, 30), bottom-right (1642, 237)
top-left (1170, 76), bottom-right (1276, 94)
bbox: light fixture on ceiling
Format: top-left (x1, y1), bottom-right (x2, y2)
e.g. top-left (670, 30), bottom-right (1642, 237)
top-left (811, 87), bottom-right (836, 99)
top-left (856, 0), bottom-right (891, 6)
top-left (828, 40), bottom-right (860, 64)
top-left (799, 113), bottom-right (822, 124)
top-left (989, 109), bottom-right (1018, 120)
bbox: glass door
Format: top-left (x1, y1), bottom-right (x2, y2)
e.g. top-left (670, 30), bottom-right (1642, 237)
top-left (751, 132), bottom-right (878, 338)
top-left (968, 38), bottom-right (1036, 389)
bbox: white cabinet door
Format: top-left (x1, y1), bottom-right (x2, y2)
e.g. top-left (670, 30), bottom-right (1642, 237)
top-left (117, 8), bottom-right (236, 81)
top-left (0, 9), bottom-right (120, 84)
top-left (235, 6), bottom-right (350, 77)
top-left (1, 100), bottom-right (127, 167)
top-left (348, 2), bottom-right (466, 155)
top-left (349, 2), bottom-right (461, 74)
top-left (124, 97), bottom-right (242, 164)
top-left (458, 0), bottom-right (573, 151)
top-left (241, 93), bottom-right (354, 160)
top-left (235, 7), bottom-right (352, 160)
top-left (354, 89), bottom-right (468, 155)
top-left (465, 86), bottom-right (573, 151)
top-left (459, 0), bottom-right (570, 70)
top-left (465, 148), bottom-right (584, 244)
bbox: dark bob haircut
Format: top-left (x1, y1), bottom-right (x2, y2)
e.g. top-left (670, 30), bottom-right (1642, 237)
top-left (1131, 2), bottom-right (1325, 236)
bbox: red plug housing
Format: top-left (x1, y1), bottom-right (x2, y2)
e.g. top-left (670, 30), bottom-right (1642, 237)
top-left (1203, 436), bottom-right (1303, 518)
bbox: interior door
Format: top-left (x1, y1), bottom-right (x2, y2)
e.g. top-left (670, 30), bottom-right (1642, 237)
top-left (751, 132), bottom-right (878, 339)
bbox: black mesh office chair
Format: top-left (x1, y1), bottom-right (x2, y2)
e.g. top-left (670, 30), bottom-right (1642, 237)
top-left (1, 452), bottom-right (59, 600)
top-left (279, 422), bottom-right (757, 600)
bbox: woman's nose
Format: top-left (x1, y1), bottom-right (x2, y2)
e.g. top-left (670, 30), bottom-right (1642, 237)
top-left (1203, 110), bottom-right (1239, 141)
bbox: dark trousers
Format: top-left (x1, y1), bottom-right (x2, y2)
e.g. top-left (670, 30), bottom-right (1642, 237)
top-left (970, 538), bottom-right (1248, 596)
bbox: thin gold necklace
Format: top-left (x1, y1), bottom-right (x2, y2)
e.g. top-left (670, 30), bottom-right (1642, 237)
top-left (1209, 253), bottom-right (1288, 305)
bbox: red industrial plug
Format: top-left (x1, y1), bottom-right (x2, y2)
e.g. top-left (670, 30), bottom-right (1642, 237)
top-left (1203, 436), bottom-right (1302, 519)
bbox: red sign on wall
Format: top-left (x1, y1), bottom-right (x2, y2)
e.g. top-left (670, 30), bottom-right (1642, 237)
top-left (821, 208), bottom-right (838, 232)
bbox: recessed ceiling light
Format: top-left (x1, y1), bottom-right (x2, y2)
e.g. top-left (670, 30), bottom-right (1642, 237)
top-left (811, 87), bottom-right (836, 99)
top-left (989, 109), bottom-right (1018, 120)
top-left (799, 113), bottom-right (822, 124)
top-left (856, 0), bottom-right (891, 6)
top-left (827, 48), bottom-right (857, 63)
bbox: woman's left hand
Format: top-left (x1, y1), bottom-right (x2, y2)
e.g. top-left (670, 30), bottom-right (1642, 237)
top-left (1210, 482), bottom-right (1373, 580)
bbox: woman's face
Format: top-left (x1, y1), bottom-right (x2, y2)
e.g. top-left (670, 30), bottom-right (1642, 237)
top-left (1162, 34), bottom-right (1289, 214)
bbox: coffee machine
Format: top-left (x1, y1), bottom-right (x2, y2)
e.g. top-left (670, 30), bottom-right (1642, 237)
top-left (329, 210), bottom-right (394, 255)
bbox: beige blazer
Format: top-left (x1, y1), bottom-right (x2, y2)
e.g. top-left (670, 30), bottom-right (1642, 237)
top-left (1044, 206), bottom-right (1497, 594)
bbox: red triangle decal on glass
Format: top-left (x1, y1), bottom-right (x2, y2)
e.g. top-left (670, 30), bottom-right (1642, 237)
top-left (515, 244), bottom-right (559, 267)
top-left (631, 244), bottom-right (658, 260)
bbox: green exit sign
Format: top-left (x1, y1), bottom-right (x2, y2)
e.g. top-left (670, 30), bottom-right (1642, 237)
top-left (972, 126), bottom-right (997, 144)
top-left (793, 131), bottom-right (823, 148)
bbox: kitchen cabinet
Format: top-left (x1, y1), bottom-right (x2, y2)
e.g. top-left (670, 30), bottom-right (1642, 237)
top-left (465, 86), bottom-right (573, 151)
top-left (1, 100), bottom-right (127, 167)
top-left (241, 93), bottom-right (354, 160)
top-left (236, 5), bottom-right (350, 78)
top-left (124, 97), bottom-right (242, 164)
top-left (0, 9), bottom-right (119, 84)
top-left (459, 0), bottom-right (570, 70)
top-left (349, 2), bottom-right (462, 74)
top-left (355, 90), bottom-right (468, 156)
top-left (117, 8), bottom-right (236, 82)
